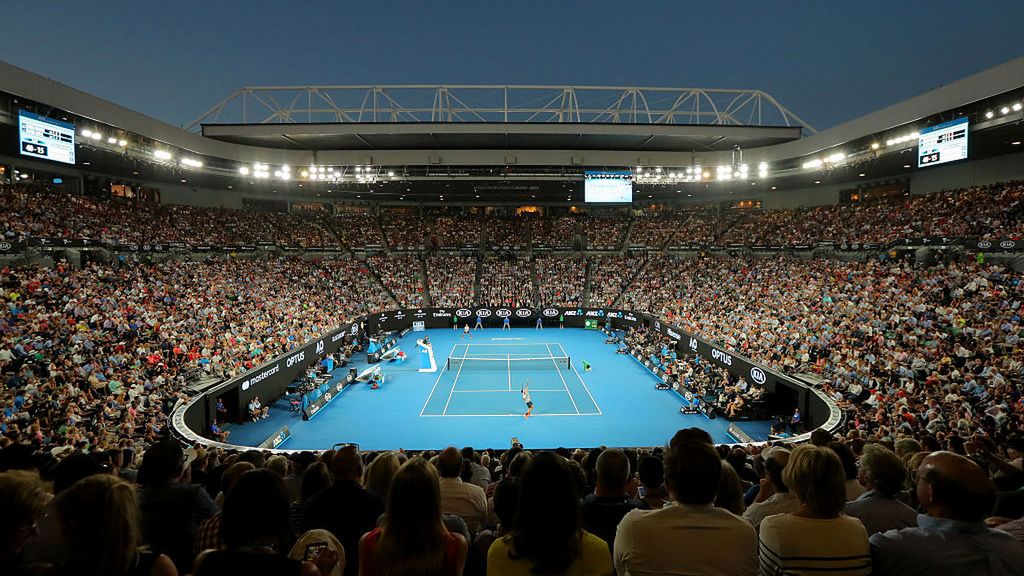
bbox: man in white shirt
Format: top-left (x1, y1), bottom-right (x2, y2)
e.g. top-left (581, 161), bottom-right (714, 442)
top-left (614, 440), bottom-right (757, 576)
top-left (436, 447), bottom-right (489, 534)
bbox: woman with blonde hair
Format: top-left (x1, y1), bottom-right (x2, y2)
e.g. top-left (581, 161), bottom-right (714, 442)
top-left (362, 451), bottom-right (401, 500)
top-left (359, 457), bottom-right (467, 576)
top-left (0, 470), bottom-right (49, 576)
top-left (758, 444), bottom-right (870, 576)
top-left (54, 474), bottom-right (177, 576)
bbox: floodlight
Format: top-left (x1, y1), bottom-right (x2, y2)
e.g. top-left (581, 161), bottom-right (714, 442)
top-left (239, 166), bottom-right (250, 175)
top-left (154, 150), bottom-right (173, 160)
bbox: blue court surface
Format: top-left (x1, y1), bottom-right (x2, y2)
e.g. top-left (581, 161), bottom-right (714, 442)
top-left (229, 328), bottom-right (771, 451)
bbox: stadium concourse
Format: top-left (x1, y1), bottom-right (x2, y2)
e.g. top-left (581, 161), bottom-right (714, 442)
top-left (3, 182), bottom-right (1024, 574)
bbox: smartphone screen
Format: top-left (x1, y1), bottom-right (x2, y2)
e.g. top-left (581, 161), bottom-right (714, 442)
top-left (304, 542), bottom-right (328, 562)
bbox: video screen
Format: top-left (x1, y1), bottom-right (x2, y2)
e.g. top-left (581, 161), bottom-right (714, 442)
top-left (918, 117), bottom-right (968, 168)
top-left (585, 170), bottom-right (633, 203)
top-left (19, 110), bottom-right (76, 165)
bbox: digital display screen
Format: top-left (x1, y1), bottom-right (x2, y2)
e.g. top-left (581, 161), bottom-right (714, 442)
top-left (918, 117), bottom-right (968, 168)
top-left (584, 170), bottom-right (633, 203)
top-left (19, 110), bottom-right (76, 165)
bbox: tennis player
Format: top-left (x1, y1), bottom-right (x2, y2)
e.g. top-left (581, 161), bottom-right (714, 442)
top-left (462, 324), bottom-right (472, 339)
top-left (521, 381), bottom-right (533, 419)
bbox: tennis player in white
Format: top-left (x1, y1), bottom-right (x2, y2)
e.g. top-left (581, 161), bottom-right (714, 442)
top-left (521, 380), bottom-right (533, 419)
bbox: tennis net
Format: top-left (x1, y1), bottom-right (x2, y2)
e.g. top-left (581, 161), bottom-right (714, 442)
top-left (446, 355), bottom-right (571, 371)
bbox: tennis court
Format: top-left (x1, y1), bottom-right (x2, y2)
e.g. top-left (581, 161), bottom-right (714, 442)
top-left (420, 342), bottom-right (601, 417)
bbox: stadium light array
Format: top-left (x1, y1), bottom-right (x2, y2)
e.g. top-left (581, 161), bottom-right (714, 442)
top-left (239, 166), bottom-right (250, 176)
top-left (802, 158), bottom-right (823, 170)
top-left (118, 139), bottom-right (127, 147)
top-left (758, 162), bottom-right (768, 177)
top-left (153, 150), bottom-right (173, 161)
top-left (181, 158), bottom-right (203, 168)
top-left (107, 137), bottom-right (118, 144)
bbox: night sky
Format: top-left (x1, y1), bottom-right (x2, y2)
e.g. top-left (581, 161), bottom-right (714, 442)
top-left (2, 1), bottom-right (1022, 131)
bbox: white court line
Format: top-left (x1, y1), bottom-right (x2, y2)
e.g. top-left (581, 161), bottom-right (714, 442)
top-left (507, 354), bottom-right (511, 391)
top-left (547, 343), bottom-right (580, 414)
top-left (568, 350), bottom-right (603, 416)
top-left (420, 412), bottom-right (602, 418)
top-left (454, 389), bottom-right (565, 393)
top-left (419, 344), bottom-right (456, 416)
top-left (452, 343), bottom-right (566, 346)
top-left (441, 344), bottom-right (471, 416)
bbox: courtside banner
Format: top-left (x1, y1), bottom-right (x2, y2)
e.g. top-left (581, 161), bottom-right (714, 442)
top-left (366, 307), bottom-right (642, 332)
top-left (206, 320), bottom-right (363, 422)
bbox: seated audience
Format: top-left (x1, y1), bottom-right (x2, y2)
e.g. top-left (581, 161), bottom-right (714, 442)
top-left (581, 448), bottom-right (643, 554)
top-left (437, 447), bottom-right (488, 535)
top-left (844, 444), bottom-right (917, 535)
top-left (0, 470), bottom-right (49, 576)
top-left (743, 447), bottom-right (798, 529)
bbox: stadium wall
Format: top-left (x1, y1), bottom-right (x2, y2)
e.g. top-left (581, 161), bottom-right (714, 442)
top-left (910, 150), bottom-right (1024, 195)
top-left (758, 184), bottom-right (841, 210)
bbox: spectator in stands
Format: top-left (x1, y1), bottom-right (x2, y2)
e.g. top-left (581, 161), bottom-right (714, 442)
top-left (489, 452), bottom-right (612, 575)
top-left (291, 462), bottom-right (331, 534)
top-left (138, 440), bottom-right (217, 574)
top-left (21, 452), bottom-right (103, 566)
top-left (581, 448), bottom-right (643, 553)
top-left (830, 442), bottom-right (866, 501)
top-left (758, 445), bottom-right (871, 574)
top-left (844, 444), bottom-right (917, 535)
top-left (614, 439), bottom-right (757, 576)
top-left (302, 445), bottom-right (384, 576)
top-left (743, 447), bottom-right (798, 529)
top-left (362, 451), bottom-right (401, 501)
top-left (460, 447), bottom-right (491, 490)
top-left (0, 470), bottom-right (48, 576)
top-left (359, 457), bottom-right (467, 576)
top-left (636, 455), bottom-right (668, 510)
top-left (870, 451), bottom-right (1024, 575)
top-left (54, 474), bottom-right (177, 576)
top-left (716, 461), bottom-right (747, 515)
top-left (194, 469), bottom-right (338, 576)
top-left (436, 447), bottom-right (489, 535)
top-left (195, 461), bottom-right (256, 553)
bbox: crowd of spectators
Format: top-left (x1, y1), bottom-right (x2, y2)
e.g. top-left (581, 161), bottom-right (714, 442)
top-left (534, 256), bottom-right (587, 307)
top-left (627, 213), bottom-right (685, 248)
top-left (483, 217), bottom-right (530, 250)
top-left (427, 256), bottom-right (478, 308)
top-left (0, 256), bottom-right (388, 457)
top-left (478, 256), bottom-right (533, 308)
top-left (428, 217), bottom-right (483, 249)
top-left (328, 214), bottom-right (385, 250)
top-left (587, 254), bottom-right (652, 307)
top-left (527, 216), bottom-right (578, 248)
top-left (380, 215), bottom-right (425, 250)
top-left (582, 217), bottom-right (627, 250)
top-left (5, 428), bottom-right (1024, 576)
top-left (366, 255), bottom-right (426, 308)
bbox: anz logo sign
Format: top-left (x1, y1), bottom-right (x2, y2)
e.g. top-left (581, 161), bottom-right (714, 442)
top-left (750, 367), bottom-right (767, 385)
top-left (710, 348), bottom-right (733, 366)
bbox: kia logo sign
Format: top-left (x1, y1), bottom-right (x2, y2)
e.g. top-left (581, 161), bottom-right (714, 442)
top-left (0, 243), bottom-right (11, 251)
top-left (476, 309), bottom-right (492, 318)
top-left (543, 308), bottom-right (559, 317)
top-left (1001, 240), bottom-right (1015, 249)
top-left (496, 309), bottom-right (512, 318)
top-left (456, 309), bottom-right (472, 317)
top-left (515, 308), bottom-right (532, 317)
top-left (750, 367), bottom-right (767, 385)
top-left (978, 241), bottom-right (992, 249)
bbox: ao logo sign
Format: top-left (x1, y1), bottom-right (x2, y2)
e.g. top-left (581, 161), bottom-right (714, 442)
top-left (1001, 240), bottom-right (1016, 249)
top-left (750, 367), bottom-right (767, 385)
top-left (515, 309), bottom-right (532, 317)
top-left (476, 309), bottom-right (493, 318)
top-left (688, 338), bottom-right (698, 352)
top-left (456, 309), bottom-right (472, 318)
top-left (496, 309), bottom-right (513, 318)
top-left (315, 340), bottom-right (324, 354)
top-left (710, 348), bottom-right (733, 366)
top-left (978, 241), bottom-right (992, 249)
top-left (542, 308), bottom-right (559, 317)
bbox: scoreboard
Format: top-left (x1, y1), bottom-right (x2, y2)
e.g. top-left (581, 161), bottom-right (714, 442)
top-left (918, 117), bottom-right (968, 168)
top-left (19, 110), bottom-right (76, 165)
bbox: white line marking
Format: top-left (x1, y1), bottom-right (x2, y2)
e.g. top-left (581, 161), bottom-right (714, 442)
top-left (570, 358), bottom-right (603, 415)
top-left (548, 343), bottom-right (580, 414)
top-left (441, 344), bottom-right (470, 416)
top-left (448, 343), bottom-right (565, 346)
top-left (419, 344), bottom-right (455, 416)
top-left (420, 412), bottom-right (602, 418)
top-left (507, 354), bottom-right (511, 391)
top-left (453, 389), bottom-right (566, 393)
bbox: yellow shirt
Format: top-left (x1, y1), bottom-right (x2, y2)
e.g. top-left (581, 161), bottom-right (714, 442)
top-left (487, 530), bottom-right (613, 576)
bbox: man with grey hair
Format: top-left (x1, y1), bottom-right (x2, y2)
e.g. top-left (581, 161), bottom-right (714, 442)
top-left (844, 444), bottom-right (917, 534)
top-left (742, 446), bottom-right (798, 529)
top-left (437, 446), bottom-right (488, 534)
